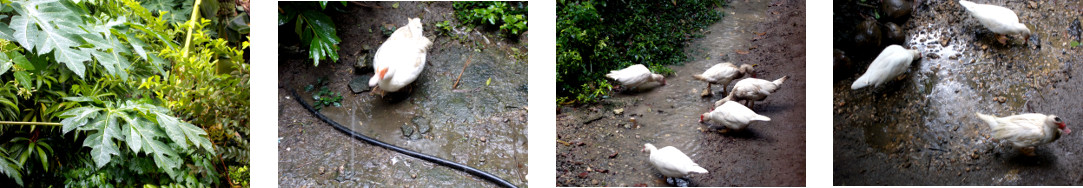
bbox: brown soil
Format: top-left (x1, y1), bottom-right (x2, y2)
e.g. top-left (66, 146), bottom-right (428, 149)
top-left (556, 0), bottom-right (806, 186)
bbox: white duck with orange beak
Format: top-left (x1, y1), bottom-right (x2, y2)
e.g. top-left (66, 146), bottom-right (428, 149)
top-left (370, 18), bottom-right (433, 93)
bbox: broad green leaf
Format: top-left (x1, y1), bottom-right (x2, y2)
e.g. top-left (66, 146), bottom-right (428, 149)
top-left (301, 10), bottom-right (340, 66)
top-left (53, 48), bottom-right (91, 78)
top-left (13, 71), bottom-right (30, 87)
top-left (0, 53), bottom-right (9, 76)
top-left (11, 53), bottom-right (30, 70)
top-left (155, 111), bottom-right (189, 149)
top-left (59, 106), bottom-right (101, 134)
top-left (0, 148), bottom-right (22, 186)
top-left (119, 112), bottom-right (144, 153)
top-left (178, 122), bottom-right (213, 152)
top-left (123, 32), bottom-right (149, 60)
top-left (84, 131), bottom-right (118, 168)
top-left (35, 146), bottom-right (46, 171)
top-left (144, 139), bottom-right (180, 171)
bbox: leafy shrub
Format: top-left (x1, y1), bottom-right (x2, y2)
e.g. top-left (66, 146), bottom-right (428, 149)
top-left (0, 0), bottom-right (249, 186)
top-left (453, 2), bottom-right (528, 36)
top-left (556, 0), bottom-right (724, 104)
top-left (279, 1), bottom-right (344, 67)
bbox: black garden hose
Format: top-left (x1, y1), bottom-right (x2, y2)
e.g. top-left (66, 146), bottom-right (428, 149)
top-left (291, 90), bottom-right (518, 188)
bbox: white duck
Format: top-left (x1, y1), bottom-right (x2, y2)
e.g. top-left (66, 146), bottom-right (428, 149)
top-left (975, 112), bottom-right (1071, 156)
top-left (606, 64), bottom-right (665, 91)
top-left (701, 101), bottom-right (771, 132)
top-left (642, 143), bottom-right (708, 183)
top-left (693, 63), bottom-right (754, 97)
top-left (850, 45), bottom-right (920, 90)
top-left (959, 0), bottom-right (1031, 44)
top-left (714, 76), bottom-right (788, 108)
top-left (369, 18), bottom-right (434, 94)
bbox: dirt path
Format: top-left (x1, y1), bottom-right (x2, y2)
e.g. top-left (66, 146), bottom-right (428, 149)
top-left (834, 0), bottom-right (1083, 185)
top-left (556, 0), bottom-right (806, 186)
top-left (278, 2), bottom-right (528, 187)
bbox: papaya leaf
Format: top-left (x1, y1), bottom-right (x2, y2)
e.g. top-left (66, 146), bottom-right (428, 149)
top-left (59, 106), bottom-right (101, 134)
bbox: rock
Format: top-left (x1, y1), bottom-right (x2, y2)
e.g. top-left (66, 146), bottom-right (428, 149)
top-left (355, 53), bottom-right (374, 73)
top-left (854, 19), bottom-right (882, 53)
top-left (882, 22), bottom-right (906, 45)
top-left (1069, 19), bottom-right (1081, 42)
top-left (349, 76), bottom-right (372, 93)
top-left (401, 124), bottom-right (415, 137)
top-left (319, 166), bottom-right (326, 174)
top-left (834, 49), bottom-right (852, 81)
top-left (882, 0), bottom-right (913, 23)
top-left (592, 179), bottom-right (599, 185)
top-left (413, 116), bottom-right (431, 134)
top-left (613, 108), bottom-right (624, 115)
top-left (609, 151), bottom-right (619, 158)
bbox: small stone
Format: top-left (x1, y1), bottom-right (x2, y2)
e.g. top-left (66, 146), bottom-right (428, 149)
top-left (613, 108), bottom-right (624, 115)
top-left (349, 76), bottom-right (372, 93)
top-left (609, 152), bottom-right (619, 158)
top-left (412, 174), bottom-right (418, 179)
top-left (480, 137), bottom-right (487, 142)
top-left (592, 179), bottom-right (599, 185)
top-left (319, 166), bottom-right (326, 174)
top-left (401, 124), bottom-right (415, 137)
top-left (578, 172), bottom-right (588, 178)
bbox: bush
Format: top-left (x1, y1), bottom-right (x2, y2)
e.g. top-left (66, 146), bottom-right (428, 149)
top-left (453, 2), bottom-right (528, 37)
top-left (0, 0), bottom-right (250, 186)
top-left (556, 0), bottom-right (724, 104)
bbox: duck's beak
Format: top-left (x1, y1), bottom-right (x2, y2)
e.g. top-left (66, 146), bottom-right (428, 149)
top-left (378, 67), bottom-right (389, 79)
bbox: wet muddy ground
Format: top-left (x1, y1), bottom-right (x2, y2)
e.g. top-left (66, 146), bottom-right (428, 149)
top-left (278, 2), bottom-right (527, 187)
top-left (556, 0), bottom-right (806, 186)
top-left (834, 0), bottom-right (1083, 185)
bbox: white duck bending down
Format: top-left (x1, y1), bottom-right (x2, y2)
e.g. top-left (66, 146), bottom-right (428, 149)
top-left (369, 18), bottom-right (434, 94)
top-left (959, 0), bottom-right (1031, 44)
top-left (642, 143), bottom-right (708, 185)
top-left (693, 63), bottom-right (754, 97)
top-left (850, 45), bottom-right (921, 90)
top-left (714, 76), bottom-right (788, 109)
top-left (701, 101), bottom-right (771, 133)
top-left (975, 112), bottom-right (1071, 156)
top-left (606, 64), bottom-right (665, 91)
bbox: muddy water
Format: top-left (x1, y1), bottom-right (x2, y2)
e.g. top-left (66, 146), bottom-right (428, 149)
top-left (835, 0), bottom-right (1083, 185)
top-left (279, 2), bottom-right (527, 187)
top-left (558, 0), bottom-right (806, 186)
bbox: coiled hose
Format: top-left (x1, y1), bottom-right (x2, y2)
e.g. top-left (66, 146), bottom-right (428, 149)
top-left (291, 90), bottom-right (518, 188)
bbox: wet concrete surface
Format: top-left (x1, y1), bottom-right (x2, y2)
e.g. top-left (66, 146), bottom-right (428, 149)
top-left (834, 0), bottom-right (1083, 185)
top-left (278, 2), bottom-right (527, 187)
top-left (556, 0), bottom-right (806, 186)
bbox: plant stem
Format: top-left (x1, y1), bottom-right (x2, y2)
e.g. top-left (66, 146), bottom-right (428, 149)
top-left (0, 121), bottom-right (61, 126)
top-left (452, 54), bottom-right (474, 89)
top-left (183, 0), bottom-right (204, 58)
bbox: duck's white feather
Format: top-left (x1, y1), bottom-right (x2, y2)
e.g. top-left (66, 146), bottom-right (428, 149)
top-left (644, 143), bottom-right (709, 178)
top-left (851, 45), bottom-right (919, 90)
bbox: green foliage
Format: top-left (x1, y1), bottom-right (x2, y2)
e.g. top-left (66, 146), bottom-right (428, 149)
top-left (453, 1), bottom-right (528, 36)
top-left (556, 0), bottom-right (723, 104)
top-left (228, 165), bottom-right (248, 187)
top-left (279, 1), bottom-right (341, 67)
top-left (305, 77), bottom-right (342, 111)
top-left (0, 0), bottom-right (249, 186)
top-left (0, 145), bottom-right (23, 186)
